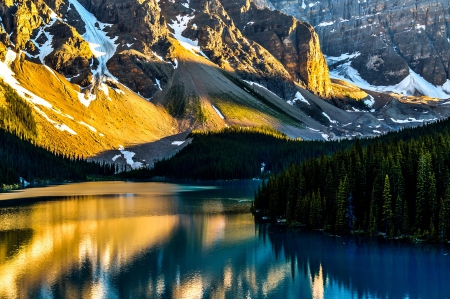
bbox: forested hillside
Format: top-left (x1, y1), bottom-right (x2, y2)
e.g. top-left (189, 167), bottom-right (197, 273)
top-left (254, 119), bottom-right (450, 241)
top-left (152, 127), bottom-right (353, 180)
top-left (0, 129), bottom-right (116, 188)
top-left (0, 80), bottom-right (115, 188)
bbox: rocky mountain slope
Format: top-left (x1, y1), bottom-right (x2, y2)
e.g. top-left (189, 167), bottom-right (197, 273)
top-left (260, 0), bottom-right (450, 98)
top-left (1, 0), bottom-right (450, 169)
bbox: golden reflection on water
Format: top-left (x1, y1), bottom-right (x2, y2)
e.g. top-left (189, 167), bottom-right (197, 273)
top-left (0, 183), bottom-right (180, 298)
top-left (0, 182), bottom-right (300, 298)
top-left (310, 264), bottom-right (325, 299)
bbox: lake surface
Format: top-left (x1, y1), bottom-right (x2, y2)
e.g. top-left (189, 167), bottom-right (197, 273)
top-left (0, 181), bottom-right (449, 299)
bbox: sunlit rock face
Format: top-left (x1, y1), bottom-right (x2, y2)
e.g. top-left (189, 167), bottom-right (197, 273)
top-left (262, 0), bottom-right (450, 87)
top-left (222, 0), bottom-right (333, 98)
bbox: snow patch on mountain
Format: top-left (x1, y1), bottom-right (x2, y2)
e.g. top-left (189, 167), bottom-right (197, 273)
top-left (0, 50), bottom-right (53, 108)
top-left (364, 95), bottom-right (375, 107)
top-left (390, 117), bottom-right (437, 124)
top-left (330, 57), bottom-right (450, 99)
top-left (116, 146), bottom-right (142, 169)
top-left (212, 105), bottom-right (225, 119)
top-left (67, 0), bottom-right (118, 106)
top-left (155, 78), bottom-right (162, 90)
top-left (34, 106), bottom-right (77, 135)
top-left (67, 0), bottom-right (117, 79)
top-left (325, 52), bottom-right (361, 65)
top-left (251, 0), bottom-right (275, 10)
top-left (288, 91), bottom-right (310, 105)
top-left (152, 51), bottom-right (165, 61)
top-left (243, 80), bottom-right (282, 99)
top-left (76, 90), bottom-right (97, 107)
top-left (316, 21), bottom-right (334, 27)
top-left (322, 112), bottom-right (337, 124)
top-left (78, 121), bottom-right (97, 132)
top-left (168, 15), bottom-right (209, 58)
top-left (36, 25), bottom-right (55, 64)
top-left (98, 83), bottom-right (109, 97)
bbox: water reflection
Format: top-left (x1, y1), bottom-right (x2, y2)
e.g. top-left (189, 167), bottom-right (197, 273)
top-left (0, 181), bottom-right (449, 298)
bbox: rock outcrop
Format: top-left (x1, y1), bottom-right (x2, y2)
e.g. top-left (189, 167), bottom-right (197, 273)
top-left (45, 21), bottom-right (95, 86)
top-left (222, 0), bottom-right (333, 98)
top-left (264, 0), bottom-right (450, 87)
top-left (107, 50), bottom-right (173, 98)
top-left (74, 0), bottom-right (168, 50)
top-left (158, 0), bottom-right (297, 99)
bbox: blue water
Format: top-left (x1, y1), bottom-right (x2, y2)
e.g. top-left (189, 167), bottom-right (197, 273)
top-left (0, 181), bottom-right (448, 298)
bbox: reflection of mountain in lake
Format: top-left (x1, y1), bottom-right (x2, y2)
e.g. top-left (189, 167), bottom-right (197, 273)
top-left (266, 225), bottom-right (450, 299)
top-left (0, 181), bottom-right (449, 298)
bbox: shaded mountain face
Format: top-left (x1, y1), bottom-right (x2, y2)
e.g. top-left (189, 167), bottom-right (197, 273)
top-left (262, 0), bottom-right (450, 96)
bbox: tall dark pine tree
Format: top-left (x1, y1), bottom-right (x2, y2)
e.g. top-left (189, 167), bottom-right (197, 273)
top-left (382, 175), bottom-right (394, 236)
top-left (335, 176), bottom-right (349, 234)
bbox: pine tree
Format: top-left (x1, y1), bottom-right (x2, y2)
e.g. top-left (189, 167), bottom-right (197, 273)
top-left (335, 176), bottom-right (349, 233)
top-left (394, 195), bottom-right (403, 236)
top-left (439, 182), bottom-right (450, 240)
top-left (402, 200), bottom-right (410, 235)
top-left (383, 175), bottom-right (394, 236)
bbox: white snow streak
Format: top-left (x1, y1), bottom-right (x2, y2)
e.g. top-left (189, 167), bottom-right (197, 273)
top-left (390, 117), bottom-right (437, 124)
top-left (0, 50), bottom-right (52, 108)
top-left (212, 105), bottom-right (224, 119)
top-left (67, 0), bottom-right (118, 106)
top-left (243, 80), bottom-right (282, 99)
top-left (322, 112), bottom-right (337, 124)
top-left (316, 21), bottom-right (334, 27)
top-left (155, 78), bottom-right (162, 90)
top-left (34, 106), bottom-right (77, 135)
top-left (78, 121), bottom-right (97, 132)
top-left (288, 91), bottom-right (310, 105)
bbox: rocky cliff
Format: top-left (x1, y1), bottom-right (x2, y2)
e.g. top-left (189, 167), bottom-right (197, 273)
top-left (221, 0), bottom-right (332, 98)
top-left (263, 0), bottom-right (450, 92)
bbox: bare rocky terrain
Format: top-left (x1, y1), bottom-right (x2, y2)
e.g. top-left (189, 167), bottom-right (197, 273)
top-left (260, 0), bottom-right (450, 89)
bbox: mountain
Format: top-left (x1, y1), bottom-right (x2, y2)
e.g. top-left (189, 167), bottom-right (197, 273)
top-left (1, 0), bottom-right (450, 170)
top-left (259, 0), bottom-right (450, 98)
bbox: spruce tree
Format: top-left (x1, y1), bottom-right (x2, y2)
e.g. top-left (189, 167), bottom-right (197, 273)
top-left (382, 175), bottom-right (394, 236)
top-left (335, 176), bottom-right (349, 233)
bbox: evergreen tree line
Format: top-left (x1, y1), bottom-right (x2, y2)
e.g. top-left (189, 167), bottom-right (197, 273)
top-left (0, 79), bottom-right (116, 187)
top-left (0, 128), bottom-right (116, 187)
top-left (149, 119), bottom-right (450, 181)
top-left (151, 126), bottom-right (353, 180)
top-left (254, 119), bottom-right (450, 241)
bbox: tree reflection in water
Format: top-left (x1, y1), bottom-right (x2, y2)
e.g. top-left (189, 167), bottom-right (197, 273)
top-left (0, 181), bottom-right (449, 298)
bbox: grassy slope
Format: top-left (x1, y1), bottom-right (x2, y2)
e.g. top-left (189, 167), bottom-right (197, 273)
top-left (151, 39), bottom-right (325, 133)
top-left (10, 58), bottom-right (177, 157)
